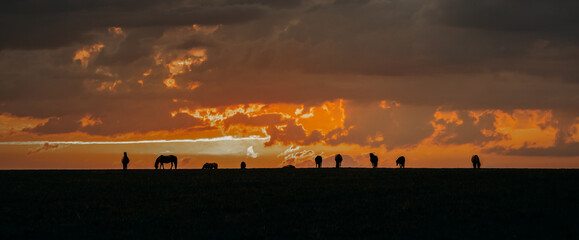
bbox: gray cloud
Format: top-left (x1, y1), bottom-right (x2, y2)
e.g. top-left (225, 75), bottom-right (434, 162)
top-left (0, 0), bottom-right (267, 50)
top-left (484, 142), bottom-right (579, 157)
top-left (326, 102), bottom-right (436, 149)
top-left (1, 0), bottom-right (578, 155)
top-left (433, 111), bottom-right (507, 146)
top-left (27, 142), bottom-right (62, 155)
top-left (421, 0), bottom-right (579, 36)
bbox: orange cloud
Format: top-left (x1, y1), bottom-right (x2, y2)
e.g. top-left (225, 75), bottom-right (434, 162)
top-left (107, 27), bottom-right (124, 36)
top-left (27, 142), bottom-right (62, 155)
top-left (572, 121), bottom-right (579, 142)
top-left (0, 114), bottom-right (49, 134)
top-left (163, 78), bottom-right (177, 88)
top-left (190, 24), bottom-right (221, 34)
top-left (297, 100), bottom-right (345, 135)
top-left (163, 48), bottom-right (207, 89)
top-left (379, 100), bottom-right (400, 109)
top-left (73, 43), bottom-right (104, 67)
top-left (96, 80), bottom-right (122, 91)
top-left (166, 49), bottom-right (207, 75)
top-left (188, 81), bottom-right (201, 90)
top-left (79, 114), bottom-right (103, 127)
top-left (431, 109), bottom-right (558, 150)
top-left (492, 110), bottom-right (557, 148)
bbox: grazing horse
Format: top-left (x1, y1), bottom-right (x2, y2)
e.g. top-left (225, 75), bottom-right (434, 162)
top-left (155, 155), bottom-right (178, 169)
top-left (396, 156), bottom-right (405, 168)
top-left (471, 155), bottom-right (481, 169)
top-left (369, 153), bottom-right (378, 168)
top-left (315, 155), bottom-right (323, 168)
top-left (202, 162), bottom-right (218, 169)
top-left (241, 161), bottom-right (246, 169)
top-left (335, 154), bottom-right (343, 168)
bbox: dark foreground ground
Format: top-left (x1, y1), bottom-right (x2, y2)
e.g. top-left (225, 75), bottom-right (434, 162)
top-left (0, 169), bottom-right (577, 239)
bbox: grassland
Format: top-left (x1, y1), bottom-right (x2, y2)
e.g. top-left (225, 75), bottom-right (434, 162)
top-left (0, 169), bottom-right (577, 239)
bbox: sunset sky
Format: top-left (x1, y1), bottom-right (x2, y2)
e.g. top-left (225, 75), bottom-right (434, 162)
top-left (1, 0), bottom-right (578, 169)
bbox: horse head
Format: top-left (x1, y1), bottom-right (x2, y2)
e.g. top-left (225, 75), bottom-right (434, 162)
top-left (154, 157), bottom-right (160, 169)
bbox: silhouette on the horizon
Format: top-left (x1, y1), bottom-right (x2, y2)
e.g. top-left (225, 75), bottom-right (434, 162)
top-left (369, 153), bottom-right (378, 168)
top-left (315, 155), bottom-right (323, 168)
top-left (155, 155), bottom-right (178, 169)
top-left (471, 155), bottom-right (481, 169)
top-left (241, 161), bottom-right (246, 169)
top-left (202, 162), bottom-right (218, 169)
top-left (282, 165), bottom-right (296, 168)
top-left (335, 154), bottom-right (343, 168)
top-left (121, 152), bottom-right (130, 170)
top-left (396, 156), bottom-right (405, 168)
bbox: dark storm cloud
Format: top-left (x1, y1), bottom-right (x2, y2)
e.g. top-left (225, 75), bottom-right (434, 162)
top-left (226, 0), bottom-right (303, 9)
top-left (0, 0), bottom-right (578, 155)
top-left (26, 108), bottom-right (206, 136)
top-left (326, 103), bottom-right (436, 149)
top-left (94, 28), bottom-right (164, 65)
top-left (484, 110), bottom-right (579, 156)
top-left (0, 0), bottom-right (267, 50)
top-left (265, 121), bottom-right (322, 146)
top-left (484, 143), bottom-right (579, 157)
top-left (28, 116), bottom-right (81, 134)
top-left (433, 111), bottom-right (507, 146)
top-left (422, 0), bottom-right (579, 37)
top-left (222, 113), bottom-right (323, 146)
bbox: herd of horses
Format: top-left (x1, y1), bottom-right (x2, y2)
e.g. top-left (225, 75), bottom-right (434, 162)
top-left (150, 154), bottom-right (482, 170)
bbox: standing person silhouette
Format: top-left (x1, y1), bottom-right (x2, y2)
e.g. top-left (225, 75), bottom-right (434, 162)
top-left (121, 152), bottom-right (130, 170)
top-left (335, 154), bottom-right (343, 168)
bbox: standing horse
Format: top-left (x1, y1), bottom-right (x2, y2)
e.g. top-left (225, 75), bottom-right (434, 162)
top-left (471, 155), bottom-right (481, 169)
top-left (396, 156), bottom-right (405, 168)
top-left (315, 155), bottom-right (323, 168)
top-left (369, 153), bottom-right (378, 168)
top-left (155, 155), bottom-right (178, 169)
top-left (335, 154), bottom-right (343, 168)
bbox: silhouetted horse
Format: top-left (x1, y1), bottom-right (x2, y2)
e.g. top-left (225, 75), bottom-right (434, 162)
top-left (241, 161), bottom-right (246, 169)
top-left (202, 162), bottom-right (218, 169)
top-left (471, 155), bottom-right (481, 169)
top-left (396, 156), bottom-right (405, 168)
top-left (282, 165), bottom-right (296, 168)
top-left (121, 152), bottom-right (130, 170)
top-left (370, 153), bottom-right (378, 168)
top-left (335, 154), bottom-right (343, 168)
top-left (155, 155), bottom-right (178, 169)
top-left (315, 155), bottom-right (323, 168)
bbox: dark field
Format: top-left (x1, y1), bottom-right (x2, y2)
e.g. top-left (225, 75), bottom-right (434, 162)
top-left (1, 169), bottom-right (578, 239)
